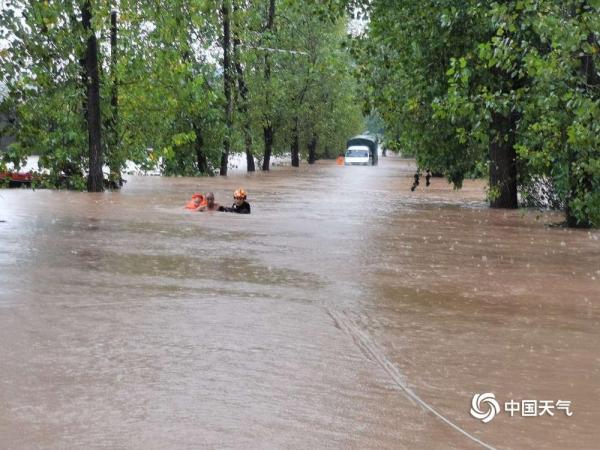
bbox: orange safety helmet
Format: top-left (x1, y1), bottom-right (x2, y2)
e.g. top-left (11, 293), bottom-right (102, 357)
top-left (234, 188), bottom-right (247, 200)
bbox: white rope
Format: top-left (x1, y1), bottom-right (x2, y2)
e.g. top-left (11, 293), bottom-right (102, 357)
top-left (326, 307), bottom-right (497, 450)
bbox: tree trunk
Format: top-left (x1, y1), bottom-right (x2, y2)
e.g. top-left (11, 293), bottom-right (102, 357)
top-left (262, 0), bottom-right (275, 171)
top-left (220, 0), bottom-right (233, 176)
top-left (193, 123), bottom-right (208, 173)
top-left (244, 130), bottom-right (255, 171)
top-left (289, 72), bottom-right (311, 169)
top-left (307, 134), bottom-right (317, 164)
top-left (262, 125), bottom-right (273, 170)
top-left (233, 2), bottom-right (255, 172)
top-left (565, 152), bottom-right (583, 227)
top-left (291, 120), bottom-right (299, 167)
top-left (489, 112), bottom-right (517, 208)
top-left (82, 1), bottom-right (103, 192)
top-left (107, 10), bottom-right (121, 187)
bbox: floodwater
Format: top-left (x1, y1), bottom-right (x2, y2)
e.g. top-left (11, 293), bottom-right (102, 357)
top-left (0, 156), bottom-right (598, 449)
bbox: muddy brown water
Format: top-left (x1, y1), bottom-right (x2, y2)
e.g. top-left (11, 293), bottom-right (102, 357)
top-left (0, 156), bottom-right (598, 449)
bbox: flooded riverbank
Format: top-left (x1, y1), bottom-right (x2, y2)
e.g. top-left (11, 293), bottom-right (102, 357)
top-left (1, 156), bottom-right (598, 449)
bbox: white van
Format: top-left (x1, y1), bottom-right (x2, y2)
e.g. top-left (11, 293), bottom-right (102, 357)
top-left (344, 145), bottom-right (371, 165)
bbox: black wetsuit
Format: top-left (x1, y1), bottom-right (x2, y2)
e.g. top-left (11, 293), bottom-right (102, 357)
top-left (219, 201), bottom-right (251, 214)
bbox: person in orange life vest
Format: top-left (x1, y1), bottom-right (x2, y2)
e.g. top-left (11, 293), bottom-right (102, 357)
top-left (186, 193), bottom-right (206, 210)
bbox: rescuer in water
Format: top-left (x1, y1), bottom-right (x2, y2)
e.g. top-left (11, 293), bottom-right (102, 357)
top-left (219, 189), bottom-right (251, 214)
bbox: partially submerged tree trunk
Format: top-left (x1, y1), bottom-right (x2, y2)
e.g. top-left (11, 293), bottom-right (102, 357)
top-left (289, 84), bottom-right (310, 168)
top-left (291, 120), bottom-right (300, 167)
top-left (307, 133), bottom-right (317, 164)
top-left (107, 10), bottom-right (121, 187)
top-left (290, 82), bottom-right (311, 168)
top-left (220, 0), bottom-right (233, 176)
top-left (489, 111), bottom-right (517, 208)
top-left (82, 1), bottom-right (104, 192)
top-left (193, 123), bottom-right (208, 173)
top-left (233, 1), bottom-right (255, 172)
top-left (262, 0), bottom-right (276, 171)
top-left (244, 125), bottom-right (255, 172)
top-left (262, 125), bottom-right (273, 170)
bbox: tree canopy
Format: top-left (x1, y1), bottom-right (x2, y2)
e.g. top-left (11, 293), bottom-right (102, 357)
top-left (356, 0), bottom-right (599, 226)
top-left (1, 0), bottom-right (598, 227)
top-left (0, 0), bottom-right (363, 182)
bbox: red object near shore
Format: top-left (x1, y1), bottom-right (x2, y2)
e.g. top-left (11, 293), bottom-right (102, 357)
top-left (0, 171), bottom-right (34, 186)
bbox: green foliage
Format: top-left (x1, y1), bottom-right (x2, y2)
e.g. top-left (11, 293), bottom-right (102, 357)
top-left (352, 0), bottom-right (488, 182)
top-left (235, 0), bottom-right (363, 162)
top-left (1, 0), bottom-right (363, 181)
top-left (1, 1), bottom-right (89, 187)
top-left (358, 0), bottom-right (599, 226)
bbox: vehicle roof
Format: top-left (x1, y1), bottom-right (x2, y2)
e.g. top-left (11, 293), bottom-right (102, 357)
top-left (348, 134), bottom-right (377, 143)
top-left (347, 136), bottom-right (377, 153)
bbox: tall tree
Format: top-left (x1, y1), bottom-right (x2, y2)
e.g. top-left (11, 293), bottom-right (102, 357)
top-left (232, 1), bottom-right (256, 172)
top-left (220, 0), bottom-right (233, 176)
top-left (81, 0), bottom-right (104, 192)
top-left (130, 0), bottom-right (221, 176)
top-left (107, 8), bottom-right (121, 186)
top-left (261, 0), bottom-right (276, 171)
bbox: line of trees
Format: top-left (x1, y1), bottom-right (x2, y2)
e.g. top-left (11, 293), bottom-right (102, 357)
top-left (2, 1), bottom-right (597, 228)
top-left (0, 1), bottom-right (363, 189)
top-left (353, 0), bottom-right (598, 227)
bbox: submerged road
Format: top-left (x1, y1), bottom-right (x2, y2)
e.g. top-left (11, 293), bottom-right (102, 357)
top-left (0, 157), bottom-right (598, 449)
